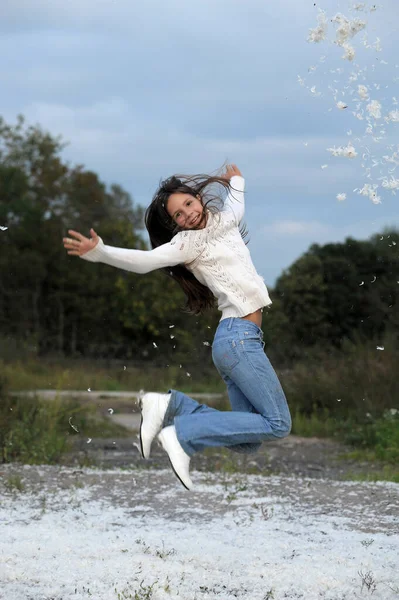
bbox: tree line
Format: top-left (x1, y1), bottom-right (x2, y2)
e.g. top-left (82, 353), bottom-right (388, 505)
top-left (1, 116), bottom-right (398, 367)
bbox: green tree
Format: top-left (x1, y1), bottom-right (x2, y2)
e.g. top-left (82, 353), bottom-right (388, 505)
top-left (0, 116), bottom-right (149, 356)
top-left (272, 229), bottom-right (399, 351)
top-left (310, 231), bottom-right (399, 343)
top-left (0, 115), bottom-right (216, 363)
top-left (274, 253), bottom-right (330, 346)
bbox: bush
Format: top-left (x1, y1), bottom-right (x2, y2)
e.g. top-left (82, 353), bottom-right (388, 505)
top-left (282, 333), bottom-right (398, 419)
top-left (342, 410), bottom-right (399, 462)
top-left (283, 334), bottom-right (399, 463)
top-left (0, 378), bottom-right (92, 464)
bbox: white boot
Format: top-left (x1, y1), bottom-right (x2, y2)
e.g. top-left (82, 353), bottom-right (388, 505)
top-left (158, 425), bottom-right (193, 490)
top-left (139, 392), bottom-right (171, 459)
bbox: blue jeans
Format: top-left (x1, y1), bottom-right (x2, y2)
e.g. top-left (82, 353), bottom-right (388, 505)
top-left (162, 317), bottom-right (291, 456)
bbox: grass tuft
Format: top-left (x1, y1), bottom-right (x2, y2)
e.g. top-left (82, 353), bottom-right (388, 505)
top-left (0, 378), bottom-right (128, 464)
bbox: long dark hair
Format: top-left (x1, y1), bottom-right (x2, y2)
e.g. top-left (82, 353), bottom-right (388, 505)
top-left (144, 172), bottom-right (245, 315)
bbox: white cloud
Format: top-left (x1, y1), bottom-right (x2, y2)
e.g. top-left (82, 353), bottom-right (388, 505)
top-left (262, 220), bottom-right (330, 237)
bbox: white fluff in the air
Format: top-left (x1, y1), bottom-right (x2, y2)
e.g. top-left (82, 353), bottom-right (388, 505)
top-left (307, 10), bottom-right (328, 43)
top-left (310, 85), bottom-right (321, 96)
top-left (382, 177), bottom-right (399, 193)
top-left (327, 142), bottom-right (358, 158)
top-left (330, 13), bottom-right (367, 60)
top-left (342, 42), bottom-right (356, 61)
top-left (358, 84), bottom-right (369, 100)
top-left (384, 151), bottom-right (399, 166)
top-left (357, 183), bottom-right (381, 204)
top-left (387, 110), bottom-right (399, 122)
top-left (367, 100), bottom-right (382, 119)
top-left (331, 13), bottom-right (367, 44)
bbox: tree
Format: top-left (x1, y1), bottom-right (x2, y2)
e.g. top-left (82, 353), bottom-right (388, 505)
top-left (272, 229), bottom-right (399, 350)
top-left (274, 253), bottom-right (330, 346)
top-left (0, 115), bottom-right (218, 363)
top-left (0, 116), bottom-right (149, 356)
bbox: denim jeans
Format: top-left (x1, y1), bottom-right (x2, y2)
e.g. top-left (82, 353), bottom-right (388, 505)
top-left (162, 317), bottom-right (291, 457)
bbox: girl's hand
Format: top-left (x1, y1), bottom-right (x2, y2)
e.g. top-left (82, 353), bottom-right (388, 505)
top-left (221, 164), bottom-right (242, 180)
top-left (63, 228), bottom-right (99, 256)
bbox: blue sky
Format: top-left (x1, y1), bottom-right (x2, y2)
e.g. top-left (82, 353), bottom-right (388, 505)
top-left (1, 0), bottom-right (398, 286)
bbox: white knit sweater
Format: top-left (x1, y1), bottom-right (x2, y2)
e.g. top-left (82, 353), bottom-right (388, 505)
top-left (81, 176), bottom-right (271, 320)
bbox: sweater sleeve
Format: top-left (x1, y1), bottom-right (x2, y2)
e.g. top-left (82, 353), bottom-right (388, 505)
top-left (80, 231), bottom-right (199, 274)
top-left (224, 175), bottom-right (245, 224)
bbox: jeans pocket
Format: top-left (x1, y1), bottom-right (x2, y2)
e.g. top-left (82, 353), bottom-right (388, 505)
top-left (241, 333), bottom-right (265, 355)
top-left (212, 338), bottom-right (240, 374)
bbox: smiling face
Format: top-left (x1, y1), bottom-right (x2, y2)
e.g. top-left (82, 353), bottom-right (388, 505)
top-left (166, 192), bottom-right (206, 229)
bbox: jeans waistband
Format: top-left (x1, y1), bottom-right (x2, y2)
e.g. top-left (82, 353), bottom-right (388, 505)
top-left (220, 316), bottom-right (263, 335)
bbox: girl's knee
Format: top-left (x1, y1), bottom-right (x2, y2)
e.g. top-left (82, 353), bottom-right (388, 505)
top-left (272, 418), bottom-right (291, 439)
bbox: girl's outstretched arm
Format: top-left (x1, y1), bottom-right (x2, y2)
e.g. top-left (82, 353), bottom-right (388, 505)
top-left (221, 164), bottom-right (245, 224)
top-left (63, 228), bottom-right (197, 274)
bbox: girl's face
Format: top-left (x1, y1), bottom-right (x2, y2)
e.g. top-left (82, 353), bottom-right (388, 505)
top-left (166, 192), bottom-right (205, 229)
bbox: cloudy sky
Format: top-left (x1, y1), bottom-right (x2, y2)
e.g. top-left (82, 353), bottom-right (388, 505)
top-left (1, 0), bottom-right (398, 285)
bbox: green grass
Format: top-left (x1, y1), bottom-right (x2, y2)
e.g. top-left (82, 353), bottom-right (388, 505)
top-left (0, 389), bottom-right (128, 465)
top-left (4, 474), bottom-right (25, 492)
top-left (1, 358), bottom-right (225, 394)
top-left (202, 446), bottom-right (266, 475)
top-left (114, 581), bottom-right (158, 600)
top-left (342, 410), bottom-right (399, 462)
top-left (291, 409), bottom-right (339, 439)
top-left (342, 464), bottom-right (399, 484)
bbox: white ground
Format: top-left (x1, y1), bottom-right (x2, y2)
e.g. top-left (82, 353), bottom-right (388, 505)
top-left (0, 465), bottom-right (398, 600)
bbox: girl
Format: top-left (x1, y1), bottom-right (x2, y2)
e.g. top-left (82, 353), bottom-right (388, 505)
top-left (63, 164), bottom-right (291, 490)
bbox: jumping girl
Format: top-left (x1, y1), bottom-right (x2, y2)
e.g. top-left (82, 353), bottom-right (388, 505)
top-left (63, 164), bottom-right (291, 490)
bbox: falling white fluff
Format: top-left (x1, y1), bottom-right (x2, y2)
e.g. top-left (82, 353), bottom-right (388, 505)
top-left (358, 84), bottom-right (369, 100)
top-left (307, 10), bottom-right (328, 43)
top-left (382, 177), bottom-right (399, 193)
top-left (331, 13), bottom-right (367, 44)
top-left (331, 13), bottom-right (367, 61)
top-left (301, 2), bottom-right (398, 203)
top-left (356, 183), bottom-right (382, 204)
top-left (342, 42), bottom-right (356, 61)
top-left (387, 109), bottom-right (399, 122)
top-left (327, 142), bottom-right (358, 158)
top-left (367, 100), bottom-right (382, 119)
